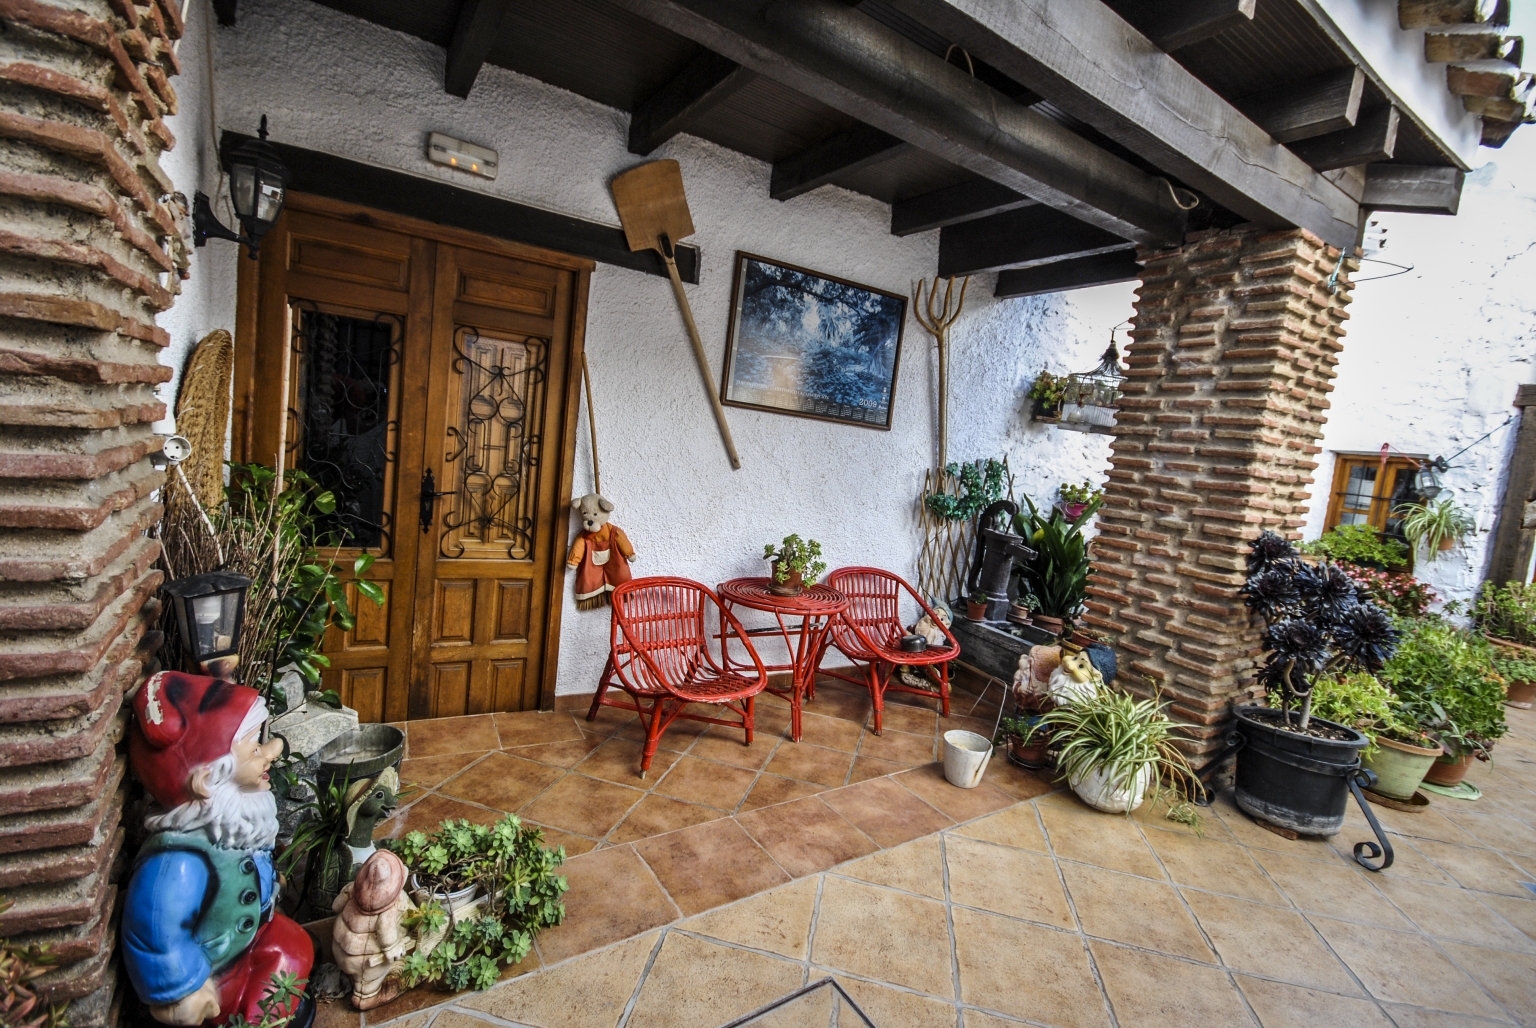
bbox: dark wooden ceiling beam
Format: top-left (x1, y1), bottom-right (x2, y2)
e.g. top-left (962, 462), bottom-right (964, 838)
top-left (1237, 68), bottom-right (1365, 144)
top-left (937, 205), bottom-right (1129, 277)
top-left (628, 50), bottom-right (756, 156)
top-left (994, 250), bottom-right (1142, 299)
top-left (1108, 0), bottom-right (1255, 52)
top-left (211, 0), bottom-right (236, 25)
top-left (444, 0), bottom-right (516, 99)
top-left (607, 0), bottom-right (1187, 245)
top-left (890, 178), bottom-right (1034, 236)
top-left (876, 0), bottom-right (1362, 248)
top-left (1361, 164), bottom-right (1464, 215)
top-left (1398, 0), bottom-right (1510, 29)
top-left (770, 124), bottom-right (909, 200)
top-left (1289, 106), bottom-right (1400, 171)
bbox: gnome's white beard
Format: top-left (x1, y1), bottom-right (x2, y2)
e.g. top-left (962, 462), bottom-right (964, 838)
top-left (144, 753), bottom-right (281, 852)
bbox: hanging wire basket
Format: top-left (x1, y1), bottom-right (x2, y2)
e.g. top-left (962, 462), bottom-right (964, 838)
top-left (1056, 342), bottom-right (1125, 432)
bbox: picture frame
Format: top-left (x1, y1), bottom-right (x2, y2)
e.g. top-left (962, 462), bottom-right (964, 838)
top-left (720, 251), bottom-right (907, 430)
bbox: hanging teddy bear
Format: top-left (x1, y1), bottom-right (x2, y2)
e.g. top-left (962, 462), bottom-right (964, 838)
top-left (565, 493), bottom-right (636, 610)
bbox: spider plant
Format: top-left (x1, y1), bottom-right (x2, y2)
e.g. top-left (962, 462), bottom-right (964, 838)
top-left (1394, 497), bottom-right (1474, 557)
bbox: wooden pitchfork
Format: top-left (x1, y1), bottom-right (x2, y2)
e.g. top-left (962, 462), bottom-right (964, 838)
top-left (913, 275), bottom-right (970, 468)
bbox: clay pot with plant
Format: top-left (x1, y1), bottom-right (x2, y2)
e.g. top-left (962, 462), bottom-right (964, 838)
top-left (1474, 581), bottom-right (1536, 650)
top-left (1394, 498), bottom-right (1475, 558)
top-left (1286, 671), bottom-right (1437, 803)
top-left (966, 591), bottom-right (988, 622)
top-left (995, 714), bottom-right (1050, 768)
top-left (1493, 655), bottom-right (1536, 709)
top-left (1028, 370), bottom-right (1066, 423)
top-left (762, 534), bottom-right (826, 597)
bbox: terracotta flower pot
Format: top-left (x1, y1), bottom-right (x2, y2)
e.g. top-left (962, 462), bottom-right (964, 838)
top-left (1033, 614), bottom-right (1064, 636)
top-left (966, 601), bottom-right (988, 621)
top-left (1362, 736), bottom-right (1442, 801)
top-left (1506, 679), bottom-right (1536, 709)
top-left (768, 562), bottom-right (804, 597)
top-left (1423, 752), bottom-right (1475, 787)
top-left (1437, 536), bottom-right (1455, 551)
top-left (1007, 734), bottom-right (1050, 768)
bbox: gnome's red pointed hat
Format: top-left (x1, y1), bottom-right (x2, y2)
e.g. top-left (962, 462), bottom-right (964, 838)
top-left (130, 671), bottom-right (267, 810)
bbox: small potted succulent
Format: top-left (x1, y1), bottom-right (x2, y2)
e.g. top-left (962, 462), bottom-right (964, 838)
top-left (762, 534), bottom-right (826, 597)
top-left (965, 590), bottom-right (989, 622)
top-left (995, 713), bottom-right (1050, 768)
top-left (1028, 370), bottom-right (1066, 423)
top-left (1057, 480), bottom-right (1104, 522)
top-left (1494, 654), bottom-right (1536, 709)
top-left (1394, 498), bottom-right (1475, 557)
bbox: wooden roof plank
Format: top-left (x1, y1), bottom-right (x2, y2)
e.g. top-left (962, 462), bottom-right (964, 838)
top-left (770, 123), bottom-right (908, 200)
top-left (1238, 67), bottom-right (1365, 144)
top-left (1289, 106), bottom-right (1400, 170)
top-left (937, 205), bottom-right (1130, 276)
top-left (445, 0), bottom-right (517, 98)
top-left (994, 250), bottom-right (1143, 298)
top-left (890, 178), bottom-right (1033, 236)
top-left (628, 50), bottom-right (757, 156)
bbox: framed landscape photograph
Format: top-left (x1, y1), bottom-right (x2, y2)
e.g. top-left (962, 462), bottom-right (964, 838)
top-left (720, 252), bottom-right (907, 429)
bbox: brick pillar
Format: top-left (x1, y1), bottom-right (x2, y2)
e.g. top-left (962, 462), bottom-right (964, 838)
top-left (0, 0), bottom-right (185, 1022)
top-left (1084, 228), bottom-right (1354, 765)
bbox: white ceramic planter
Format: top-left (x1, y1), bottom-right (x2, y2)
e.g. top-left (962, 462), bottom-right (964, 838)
top-left (1069, 763), bottom-right (1153, 813)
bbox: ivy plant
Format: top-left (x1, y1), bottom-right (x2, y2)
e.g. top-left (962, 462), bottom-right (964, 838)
top-left (924, 458), bottom-right (1005, 522)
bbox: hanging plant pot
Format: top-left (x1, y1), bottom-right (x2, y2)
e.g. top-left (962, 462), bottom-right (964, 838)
top-left (1437, 536), bottom-right (1456, 551)
top-left (1069, 762), bottom-right (1153, 813)
top-left (1231, 706), bottom-right (1369, 836)
top-left (1030, 398), bottom-right (1061, 423)
top-left (1362, 736), bottom-right (1442, 801)
top-left (1423, 752), bottom-right (1475, 787)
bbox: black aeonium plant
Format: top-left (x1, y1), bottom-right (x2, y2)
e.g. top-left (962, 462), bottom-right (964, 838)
top-left (1240, 530), bottom-right (1401, 731)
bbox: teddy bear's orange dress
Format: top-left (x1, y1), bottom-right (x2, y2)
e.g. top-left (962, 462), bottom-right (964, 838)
top-left (567, 523), bottom-right (635, 609)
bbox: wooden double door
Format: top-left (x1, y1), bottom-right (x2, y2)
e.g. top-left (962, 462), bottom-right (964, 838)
top-left (235, 195), bottom-right (592, 721)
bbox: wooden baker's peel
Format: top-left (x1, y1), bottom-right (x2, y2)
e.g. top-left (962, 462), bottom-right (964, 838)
top-left (611, 160), bottom-right (742, 470)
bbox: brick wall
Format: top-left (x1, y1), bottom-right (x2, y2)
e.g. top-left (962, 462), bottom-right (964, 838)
top-left (1084, 228), bottom-right (1355, 765)
top-left (0, 0), bottom-right (184, 1022)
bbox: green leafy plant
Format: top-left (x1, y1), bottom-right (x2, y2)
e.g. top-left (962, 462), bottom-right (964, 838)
top-left (1494, 655), bottom-right (1536, 683)
top-left (923, 458), bottom-right (1005, 522)
top-left (1340, 565), bottom-right (1438, 618)
top-left (994, 714), bottom-right (1039, 744)
top-left (1473, 581), bottom-right (1536, 647)
top-left (389, 816), bottom-right (567, 993)
top-left (1379, 616), bottom-right (1508, 759)
top-left (762, 534), bottom-right (827, 586)
top-left (1301, 524), bottom-right (1409, 571)
top-left (1012, 492), bottom-right (1103, 620)
top-left (0, 900), bottom-right (67, 1028)
top-left (1022, 686), bottom-right (1199, 814)
top-left (1057, 480), bottom-right (1103, 507)
top-left (1266, 670), bottom-right (1428, 755)
top-left (1394, 498), bottom-right (1474, 557)
top-left (222, 970), bottom-right (307, 1028)
top-left (1028, 370), bottom-right (1067, 414)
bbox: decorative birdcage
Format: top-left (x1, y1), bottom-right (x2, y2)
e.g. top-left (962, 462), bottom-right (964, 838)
top-left (1056, 342), bottom-right (1125, 432)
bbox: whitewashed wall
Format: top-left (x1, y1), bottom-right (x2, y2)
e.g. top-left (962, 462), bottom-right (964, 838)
top-left (157, 0), bottom-right (1128, 696)
top-left (1302, 129), bottom-right (1536, 607)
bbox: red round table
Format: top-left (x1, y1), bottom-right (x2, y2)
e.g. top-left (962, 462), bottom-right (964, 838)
top-left (718, 577), bottom-right (849, 743)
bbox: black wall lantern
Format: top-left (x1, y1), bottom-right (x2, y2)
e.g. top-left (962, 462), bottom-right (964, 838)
top-left (162, 570), bottom-right (251, 681)
top-left (193, 115), bottom-right (289, 259)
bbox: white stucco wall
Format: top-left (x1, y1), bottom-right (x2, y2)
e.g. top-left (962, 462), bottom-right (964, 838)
top-left (156, 0), bottom-right (1128, 697)
top-left (1302, 128), bottom-right (1536, 607)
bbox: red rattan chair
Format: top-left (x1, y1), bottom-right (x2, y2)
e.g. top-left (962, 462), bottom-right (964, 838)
top-left (586, 577), bottom-right (769, 774)
top-left (816, 567), bottom-right (960, 734)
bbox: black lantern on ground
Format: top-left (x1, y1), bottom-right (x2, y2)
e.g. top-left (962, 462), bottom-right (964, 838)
top-left (162, 571), bottom-right (251, 680)
top-left (193, 115), bottom-right (289, 258)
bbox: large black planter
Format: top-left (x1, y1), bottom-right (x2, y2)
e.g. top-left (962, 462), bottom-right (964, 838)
top-left (1231, 705), bottom-right (1369, 836)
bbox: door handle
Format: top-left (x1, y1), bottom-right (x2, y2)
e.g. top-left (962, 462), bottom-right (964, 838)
top-left (420, 468), bottom-right (452, 533)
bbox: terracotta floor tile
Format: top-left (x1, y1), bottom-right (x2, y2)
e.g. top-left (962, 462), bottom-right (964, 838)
top-left (460, 929), bottom-right (658, 1028)
top-left (1438, 810), bottom-right (1536, 857)
top-left (359, 981), bottom-right (455, 1025)
top-left (1438, 942), bottom-right (1536, 1025)
top-left (572, 736), bottom-right (681, 786)
top-left (1183, 890), bottom-right (1358, 993)
top-left (689, 728), bottom-right (779, 770)
top-left (894, 763), bottom-right (1014, 823)
top-left (608, 793), bottom-right (725, 845)
top-left (1308, 915), bottom-right (1509, 1019)
top-left (848, 755), bottom-right (907, 783)
top-left (1373, 876), bottom-right (1536, 952)
top-left (736, 795), bottom-right (877, 878)
top-left (1370, 835), bottom-right (1461, 886)
top-left (435, 750), bottom-right (565, 812)
top-left (828, 975), bottom-right (958, 1028)
top-left (1131, 796), bottom-right (1238, 842)
top-left (681, 876), bottom-right (819, 959)
top-left (534, 846), bottom-right (679, 964)
top-left (519, 773), bottom-right (646, 838)
top-left (793, 711), bottom-right (865, 752)
top-left (982, 758), bottom-right (1055, 802)
top-left (1236, 976), bottom-right (1394, 1028)
top-left (1372, 807), bottom-right (1485, 847)
top-left (820, 776), bottom-right (954, 848)
top-left (1410, 838), bottom-right (1535, 897)
top-left (653, 755), bottom-right (758, 811)
top-left (870, 701), bottom-right (938, 736)
top-left (835, 835), bottom-right (946, 899)
top-left (397, 751), bottom-right (485, 790)
top-left (809, 875), bottom-right (954, 998)
top-left (526, 823), bottom-right (598, 857)
top-left (739, 773), bottom-right (827, 811)
top-left (1061, 862), bottom-right (1215, 962)
top-left (1089, 941), bottom-right (1252, 1028)
top-left (953, 801), bottom-right (1050, 852)
top-left (1478, 891), bottom-right (1536, 943)
top-left (311, 999), bottom-right (361, 1028)
top-left (803, 687), bottom-right (873, 724)
top-left (764, 742), bottom-right (856, 788)
top-left (1250, 849), bottom-right (1413, 929)
top-left (625, 931), bottom-right (804, 1028)
top-left (1144, 827), bottom-right (1288, 906)
top-left (406, 714), bottom-right (500, 757)
top-left (372, 791), bottom-right (500, 840)
top-left (857, 727), bottom-right (937, 765)
top-left (580, 704), bottom-right (637, 736)
top-left (604, 717), bottom-right (693, 753)
top-left (492, 710), bottom-right (585, 748)
top-left (946, 713), bottom-right (998, 738)
top-left (945, 834), bottom-right (1074, 929)
top-left (952, 907), bottom-right (1108, 1027)
top-left (1381, 1005), bottom-right (1516, 1028)
top-left (634, 817), bottom-right (790, 916)
top-left (1038, 801), bottom-right (1165, 879)
top-left (504, 735), bottom-right (605, 768)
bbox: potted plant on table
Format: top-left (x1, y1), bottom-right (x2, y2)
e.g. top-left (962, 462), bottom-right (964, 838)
top-left (965, 590), bottom-right (989, 622)
top-left (1028, 370), bottom-right (1067, 423)
top-left (1057, 480), bottom-right (1104, 522)
top-left (1395, 498), bottom-right (1475, 558)
top-left (1013, 493), bottom-right (1103, 637)
top-left (1235, 532), bottom-right (1400, 835)
top-left (762, 534), bottom-right (826, 597)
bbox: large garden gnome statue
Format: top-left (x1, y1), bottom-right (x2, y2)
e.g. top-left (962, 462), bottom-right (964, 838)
top-left (122, 671), bottom-right (314, 1027)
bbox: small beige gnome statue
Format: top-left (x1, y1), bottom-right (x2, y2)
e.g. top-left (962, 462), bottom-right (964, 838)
top-left (331, 849), bottom-right (415, 1010)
